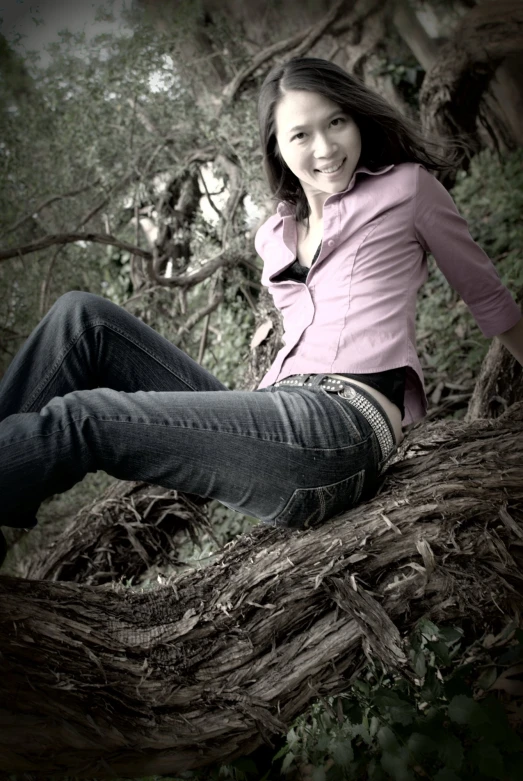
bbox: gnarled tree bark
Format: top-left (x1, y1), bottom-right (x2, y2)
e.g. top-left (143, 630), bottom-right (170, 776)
top-left (1, 400), bottom-right (523, 775)
top-left (419, 0), bottom-right (523, 163)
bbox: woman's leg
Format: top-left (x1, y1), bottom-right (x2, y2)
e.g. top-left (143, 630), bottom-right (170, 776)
top-left (0, 380), bottom-right (381, 529)
top-left (0, 291), bottom-right (227, 421)
top-left (0, 291), bottom-right (227, 527)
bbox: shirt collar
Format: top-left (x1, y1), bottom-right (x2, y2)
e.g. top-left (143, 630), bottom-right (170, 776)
top-left (276, 164), bottom-right (395, 217)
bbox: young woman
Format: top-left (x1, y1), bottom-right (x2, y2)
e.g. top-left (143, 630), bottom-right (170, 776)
top-left (0, 57), bottom-right (521, 558)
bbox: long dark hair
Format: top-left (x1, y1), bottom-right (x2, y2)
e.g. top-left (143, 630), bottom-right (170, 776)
top-left (258, 57), bottom-right (460, 223)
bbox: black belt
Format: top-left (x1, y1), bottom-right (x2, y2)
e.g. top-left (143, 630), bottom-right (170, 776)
top-left (272, 374), bottom-right (396, 464)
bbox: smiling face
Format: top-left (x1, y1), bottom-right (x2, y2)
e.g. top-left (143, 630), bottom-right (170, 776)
top-left (274, 89), bottom-right (362, 216)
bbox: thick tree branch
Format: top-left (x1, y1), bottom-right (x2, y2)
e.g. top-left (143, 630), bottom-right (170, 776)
top-left (0, 232), bottom-right (152, 263)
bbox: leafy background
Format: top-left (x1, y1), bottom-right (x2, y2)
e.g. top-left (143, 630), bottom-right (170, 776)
top-left (1, 2), bottom-right (522, 779)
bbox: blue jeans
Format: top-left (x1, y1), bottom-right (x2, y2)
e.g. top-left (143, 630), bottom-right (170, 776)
top-left (0, 292), bottom-right (390, 530)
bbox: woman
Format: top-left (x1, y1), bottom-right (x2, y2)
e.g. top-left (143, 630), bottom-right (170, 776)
top-left (0, 57), bottom-right (521, 553)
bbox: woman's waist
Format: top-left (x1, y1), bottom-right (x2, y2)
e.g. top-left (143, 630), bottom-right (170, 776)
top-left (329, 374), bottom-right (404, 444)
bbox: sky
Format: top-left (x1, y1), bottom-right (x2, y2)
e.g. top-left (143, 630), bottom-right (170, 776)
top-left (0, 0), bottom-right (130, 60)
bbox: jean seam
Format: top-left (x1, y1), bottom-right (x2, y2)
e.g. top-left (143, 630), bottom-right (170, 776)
top-left (0, 415), bottom-right (375, 452)
top-left (22, 320), bottom-right (207, 413)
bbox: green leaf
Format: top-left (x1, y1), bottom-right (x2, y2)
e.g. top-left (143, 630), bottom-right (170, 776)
top-left (433, 770), bottom-right (461, 781)
top-left (437, 733), bottom-right (464, 770)
top-left (342, 700), bottom-right (362, 724)
top-left (407, 731), bottom-right (437, 761)
top-left (420, 667), bottom-right (444, 702)
top-left (443, 663), bottom-right (476, 699)
top-left (331, 739), bottom-right (354, 767)
top-left (373, 689), bottom-right (415, 725)
top-left (472, 697), bottom-right (523, 752)
top-left (281, 750), bottom-right (295, 774)
top-left (272, 743), bottom-right (290, 760)
top-left (426, 640), bottom-right (452, 666)
top-left (447, 695), bottom-right (487, 727)
top-left (476, 666), bottom-right (498, 691)
top-left (313, 732), bottom-right (329, 752)
top-left (467, 742), bottom-right (504, 779)
top-left (377, 725), bottom-right (400, 753)
top-left (230, 758), bottom-right (258, 776)
top-left (311, 767), bottom-right (326, 781)
top-left (411, 650), bottom-right (427, 678)
top-left (353, 679), bottom-right (370, 697)
top-left (380, 747), bottom-right (414, 781)
top-left (367, 758), bottom-right (387, 780)
top-left (438, 627), bottom-right (464, 644)
top-left (350, 721), bottom-right (371, 744)
top-left (418, 618), bottom-right (441, 638)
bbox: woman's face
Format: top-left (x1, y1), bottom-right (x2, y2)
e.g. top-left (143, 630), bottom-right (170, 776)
top-left (274, 89), bottom-right (362, 208)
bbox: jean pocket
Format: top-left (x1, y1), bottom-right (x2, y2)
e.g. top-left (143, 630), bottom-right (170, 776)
top-left (269, 468), bottom-right (366, 529)
top-left (317, 388), bottom-right (368, 442)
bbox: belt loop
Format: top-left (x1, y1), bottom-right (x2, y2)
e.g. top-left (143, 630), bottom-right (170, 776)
top-left (307, 374), bottom-right (327, 387)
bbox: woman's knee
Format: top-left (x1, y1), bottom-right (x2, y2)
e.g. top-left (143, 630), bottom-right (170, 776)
top-left (50, 290), bottom-right (108, 317)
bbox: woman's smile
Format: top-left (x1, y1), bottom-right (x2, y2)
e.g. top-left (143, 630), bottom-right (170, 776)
top-left (315, 157), bottom-right (346, 175)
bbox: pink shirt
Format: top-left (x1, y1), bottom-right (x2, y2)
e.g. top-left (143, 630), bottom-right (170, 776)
top-left (255, 163), bottom-right (521, 425)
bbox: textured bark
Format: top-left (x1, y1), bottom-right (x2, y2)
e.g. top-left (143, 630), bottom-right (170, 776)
top-left (23, 482), bottom-right (212, 585)
top-left (1, 401), bottom-right (523, 775)
top-left (465, 289), bottom-right (523, 423)
top-left (419, 0), bottom-right (523, 158)
top-left (465, 339), bottom-right (523, 423)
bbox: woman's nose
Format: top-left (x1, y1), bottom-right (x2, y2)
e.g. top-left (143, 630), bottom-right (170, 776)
top-left (313, 133), bottom-right (336, 158)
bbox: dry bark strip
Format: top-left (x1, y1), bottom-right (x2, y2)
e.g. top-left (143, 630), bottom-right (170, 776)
top-left (1, 402), bottom-right (523, 776)
top-left (23, 482), bottom-right (213, 585)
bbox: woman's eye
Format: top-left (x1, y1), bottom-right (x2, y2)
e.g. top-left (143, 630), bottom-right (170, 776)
top-left (291, 132), bottom-right (306, 141)
top-left (331, 117), bottom-right (346, 127)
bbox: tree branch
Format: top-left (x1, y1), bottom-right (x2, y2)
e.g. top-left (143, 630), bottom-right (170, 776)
top-left (1, 181), bottom-right (100, 238)
top-left (221, 0), bottom-right (351, 105)
top-left (0, 232), bottom-right (152, 263)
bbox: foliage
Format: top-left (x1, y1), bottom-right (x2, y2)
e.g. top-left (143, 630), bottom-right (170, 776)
top-left (182, 621), bottom-right (523, 781)
top-left (0, 8), bottom-right (261, 379)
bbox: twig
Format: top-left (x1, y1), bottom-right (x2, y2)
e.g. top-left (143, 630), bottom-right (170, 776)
top-left (38, 178), bottom-right (132, 315)
top-left (198, 275), bottom-right (221, 364)
top-left (1, 182), bottom-right (100, 238)
top-left (199, 169), bottom-right (223, 221)
top-left (239, 284), bottom-right (257, 313)
top-left (122, 285), bottom-right (169, 308)
top-left (178, 290), bottom-right (224, 337)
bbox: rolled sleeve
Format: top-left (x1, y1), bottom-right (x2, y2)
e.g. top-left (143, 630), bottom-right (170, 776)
top-left (414, 166), bottom-right (521, 338)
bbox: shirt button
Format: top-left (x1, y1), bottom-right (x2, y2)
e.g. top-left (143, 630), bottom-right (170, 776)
top-left (327, 239), bottom-right (335, 247)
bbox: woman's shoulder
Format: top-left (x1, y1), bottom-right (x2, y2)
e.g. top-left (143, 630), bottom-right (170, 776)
top-left (254, 206), bottom-right (290, 256)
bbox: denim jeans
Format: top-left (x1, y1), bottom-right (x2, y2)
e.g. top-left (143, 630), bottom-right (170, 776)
top-left (0, 292), bottom-right (390, 531)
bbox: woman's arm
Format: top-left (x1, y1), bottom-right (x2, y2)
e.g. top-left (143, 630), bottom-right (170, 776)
top-left (496, 316), bottom-right (523, 366)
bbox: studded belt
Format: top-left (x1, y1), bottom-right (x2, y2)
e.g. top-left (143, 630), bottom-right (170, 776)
top-left (273, 374), bottom-right (396, 465)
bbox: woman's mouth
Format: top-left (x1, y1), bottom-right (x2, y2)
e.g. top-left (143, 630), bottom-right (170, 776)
top-left (316, 158), bottom-right (346, 175)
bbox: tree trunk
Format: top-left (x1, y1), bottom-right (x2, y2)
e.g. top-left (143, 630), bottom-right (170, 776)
top-left (2, 401), bottom-right (523, 775)
top-left (419, 0), bottom-right (523, 161)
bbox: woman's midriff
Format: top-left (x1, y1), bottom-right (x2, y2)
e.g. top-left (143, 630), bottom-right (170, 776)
top-left (329, 374), bottom-right (404, 445)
